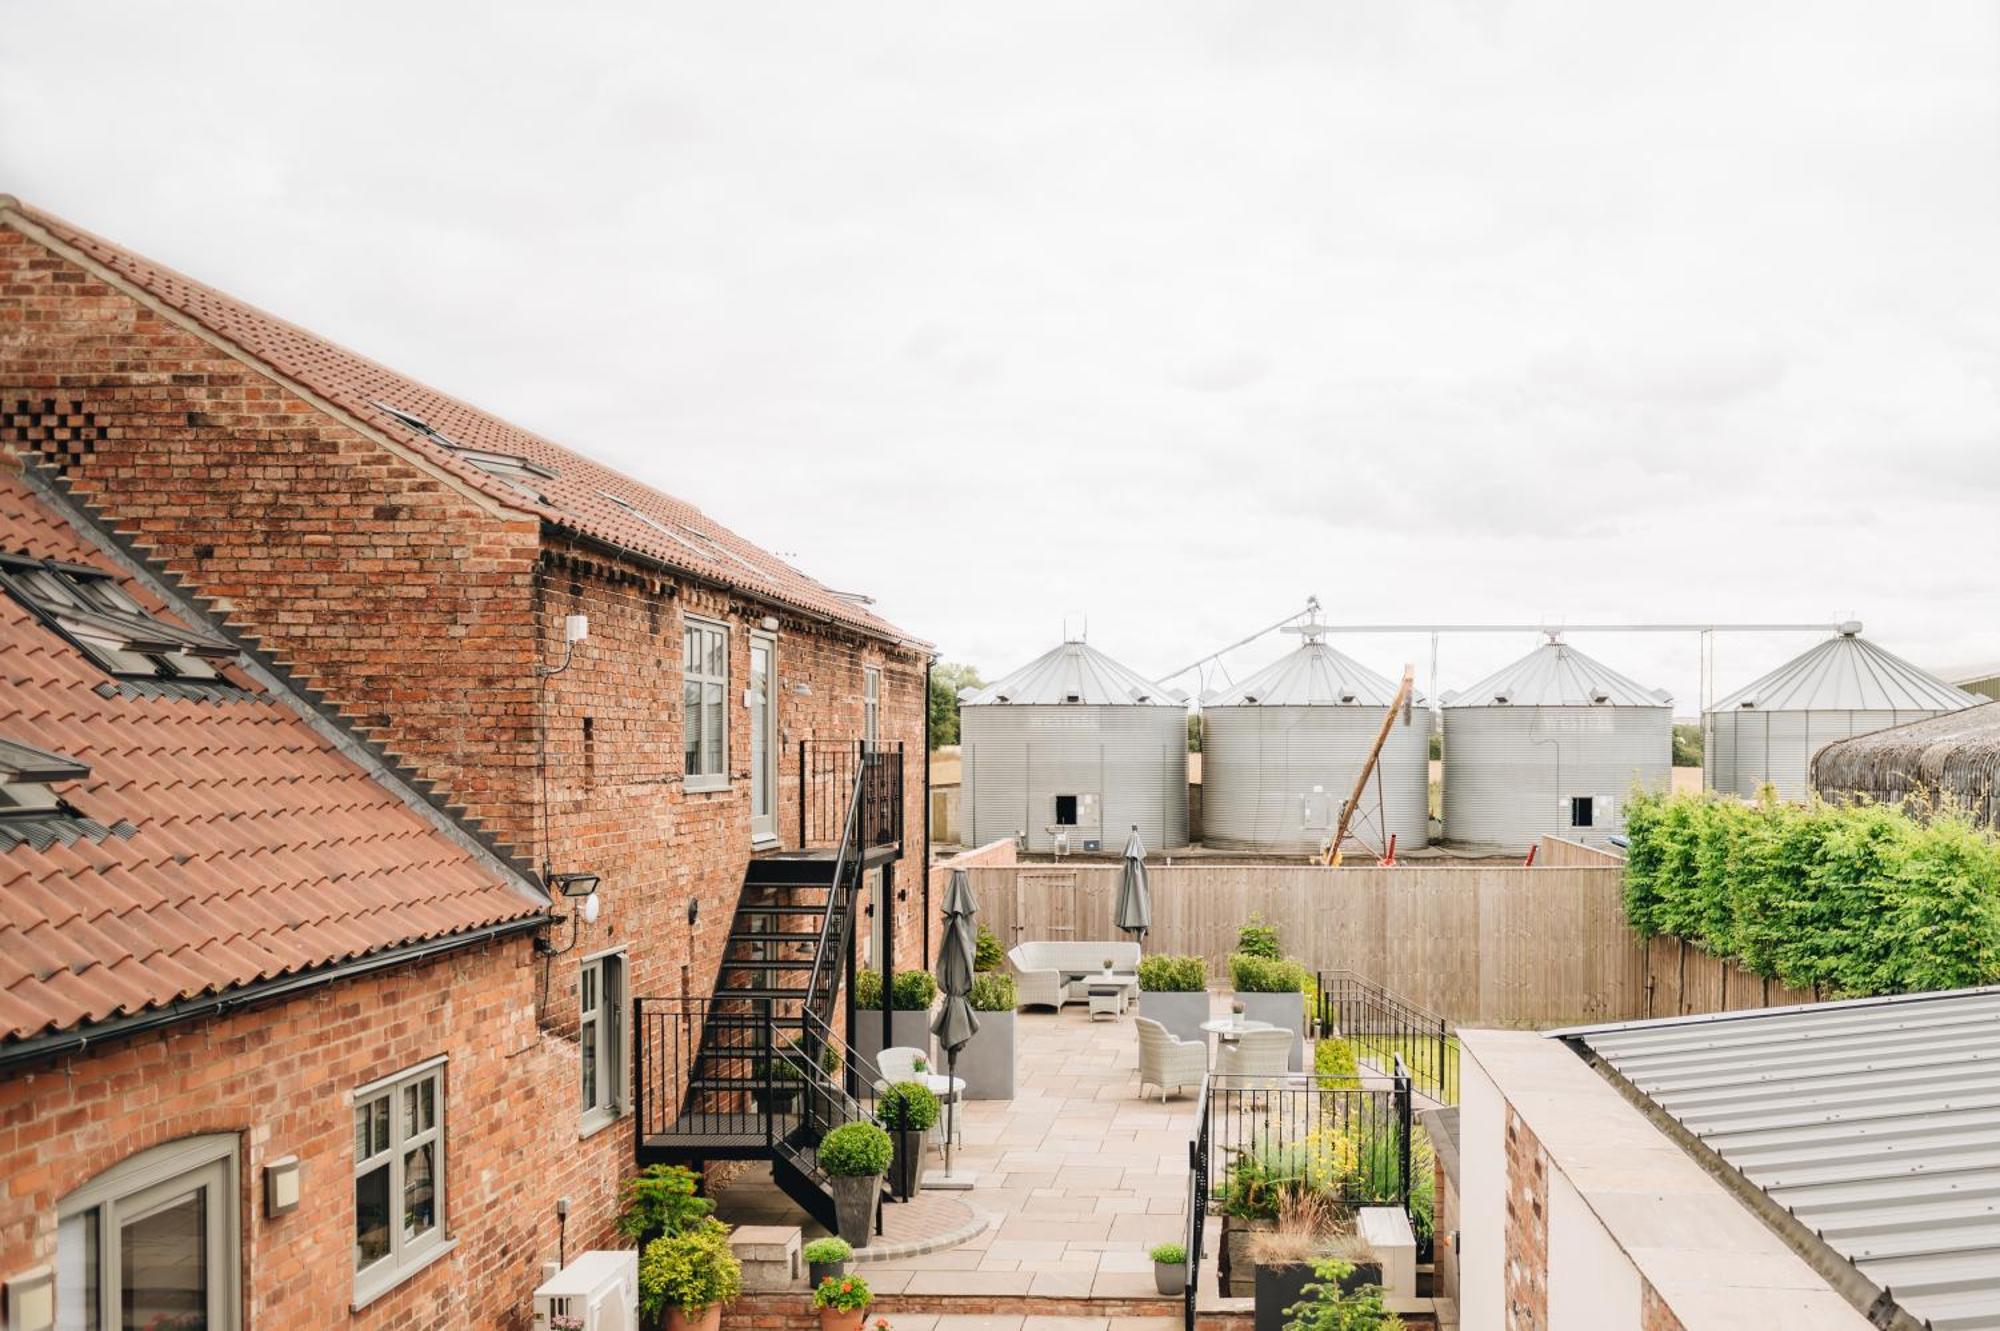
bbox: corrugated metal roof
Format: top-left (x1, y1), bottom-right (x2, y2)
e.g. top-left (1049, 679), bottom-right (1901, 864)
top-left (1206, 632), bottom-right (1424, 708)
top-left (962, 640), bottom-right (1180, 706)
top-left (1440, 638), bottom-right (1670, 709)
top-left (1560, 988), bottom-right (2000, 1331)
top-left (1712, 631), bottom-right (1980, 714)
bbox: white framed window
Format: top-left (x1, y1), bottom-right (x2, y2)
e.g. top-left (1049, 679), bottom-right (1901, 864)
top-left (580, 951), bottom-right (627, 1134)
top-left (353, 1060), bottom-right (449, 1307)
top-left (57, 1134), bottom-right (241, 1331)
top-left (683, 616), bottom-right (730, 791)
top-left (863, 666), bottom-right (881, 749)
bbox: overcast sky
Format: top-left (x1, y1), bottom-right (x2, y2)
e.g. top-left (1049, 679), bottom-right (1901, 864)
top-left (5, 1), bottom-right (1997, 709)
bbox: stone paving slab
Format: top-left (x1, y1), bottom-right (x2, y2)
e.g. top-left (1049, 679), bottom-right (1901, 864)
top-left (713, 1001), bottom-right (1208, 1296)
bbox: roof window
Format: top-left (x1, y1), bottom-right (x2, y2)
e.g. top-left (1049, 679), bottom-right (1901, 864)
top-left (0, 736), bottom-right (86, 816)
top-left (0, 554), bottom-right (234, 683)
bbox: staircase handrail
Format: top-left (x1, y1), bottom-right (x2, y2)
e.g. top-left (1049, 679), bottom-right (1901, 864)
top-left (802, 742), bottom-right (870, 1026)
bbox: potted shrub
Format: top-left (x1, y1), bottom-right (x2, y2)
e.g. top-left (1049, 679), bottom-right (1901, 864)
top-left (974, 923), bottom-right (1005, 972)
top-left (1149, 1241), bottom-right (1188, 1297)
top-left (803, 1236), bottom-right (852, 1288)
top-left (958, 971), bottom-right (1017, 1100)
top-left (853, 969), bottom-right (937, 1070)
top-left (618, 1163), bottom-right (715, 1251)
top-left (810, 1271), bottom-right (873, 1331)
top-left (1138, 954), bottom-right (1209, 1045)
top-left (1281, 1258), bottom-right (1400, 1331)
top-left (875, 1080), bottom-right (940, 1200)
top-left (818, 1121), bottom-right (893, 1247)
top-left (1229, 954), bottom-right (1308, 1071)
top-left (1219, 1132), bottom-right (1357, 1298)
top-left (639, 1219), bottom-right (742, 1331)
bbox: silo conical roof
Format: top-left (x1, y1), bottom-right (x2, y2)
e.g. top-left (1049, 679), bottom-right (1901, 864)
top-left (963, 640), bottom-right (1179, 706)
top-left (1206, 632), bottom-right (1424, 707)
top-left (1710, 628), bottom-right (1980, 713)
top-left (1442, 639), bottom-right (1670, 708)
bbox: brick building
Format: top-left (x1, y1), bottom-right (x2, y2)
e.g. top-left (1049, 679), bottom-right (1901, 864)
top-left (0, 198), bottom-right (931, 1327)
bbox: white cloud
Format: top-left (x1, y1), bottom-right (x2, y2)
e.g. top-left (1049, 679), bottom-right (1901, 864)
top-left (3, 0), bottom-right (1996, 706)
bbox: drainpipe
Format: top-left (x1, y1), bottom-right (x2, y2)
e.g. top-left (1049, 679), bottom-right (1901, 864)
top-left (923, 656), bottom-right (934, 967)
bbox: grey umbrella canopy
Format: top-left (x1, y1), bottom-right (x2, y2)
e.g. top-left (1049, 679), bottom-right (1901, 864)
top-left (1115, 825), bottom-right (1152, 942)
top-left (931, 868), bottom-right (981, 1183)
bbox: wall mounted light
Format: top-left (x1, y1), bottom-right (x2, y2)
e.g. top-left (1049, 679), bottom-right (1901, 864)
top-left (265, 1156), bottom-right (301, 1217)
top-left (4, 1265), bottom-right (54, 1331)
top-left (536, 871), bottom-right (604, 954)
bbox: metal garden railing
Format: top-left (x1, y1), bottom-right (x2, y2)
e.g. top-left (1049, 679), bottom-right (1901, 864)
top-left (1196, 1067), bottom-right (1414, 1314)
top-left (799, 739), bottom-right (903, 851)
top-left (1316, 969), bottom-right (1455, 1104)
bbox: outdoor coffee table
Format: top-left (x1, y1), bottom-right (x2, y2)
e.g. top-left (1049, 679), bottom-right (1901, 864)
top-left (1200, 1016), bottom-right (1273, 1041)
top-left (1085, 974), bottom-right (1138, 1019)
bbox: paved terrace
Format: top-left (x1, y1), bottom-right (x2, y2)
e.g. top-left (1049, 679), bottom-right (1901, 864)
top-left (716, 1002), bottom-right (1201, 1299)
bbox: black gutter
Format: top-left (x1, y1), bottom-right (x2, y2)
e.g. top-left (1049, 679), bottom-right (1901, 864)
top-left (0, 914), bottom-right (548, 1073)
top-left (922, 656), bottom-right (934, 966)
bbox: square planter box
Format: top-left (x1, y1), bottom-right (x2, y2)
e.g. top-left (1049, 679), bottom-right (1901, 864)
top-left (953, 1009), bottom-right (1015, 1100)
top-left (1139, 990), bottom-right (1210, 1047)
top-left (1236, 992), bottom-right (1305, 1071)
top-left (1254, 1261), bottom-right (1383, 1331)
top-left (853, 1008), bottom-right (934, 1078)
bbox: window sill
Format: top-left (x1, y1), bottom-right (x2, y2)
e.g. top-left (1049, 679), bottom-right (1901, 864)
top-left (750, 834), bottom-right (781, 851)
top-left (352, 1236), bottom-right (458, 1312)
top-left (684, 776), bottom-right (731, 795)
top-left (579, 1106), bottom-right (622, 1141)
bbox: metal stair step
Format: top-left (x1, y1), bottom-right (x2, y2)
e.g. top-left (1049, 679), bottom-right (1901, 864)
top-left (728, 930), bottom-right (824, 943)
top-left (716, 986), bottom-right (811, 1000)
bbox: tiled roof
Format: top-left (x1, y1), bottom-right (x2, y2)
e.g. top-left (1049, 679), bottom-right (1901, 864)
top-left (0, 469), bottom-right (545, 1046)
top-left (5, 199), bottom-right (916, 646)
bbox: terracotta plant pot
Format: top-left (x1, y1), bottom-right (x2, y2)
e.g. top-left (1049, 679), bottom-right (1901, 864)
top-left (817, 1307), bottom-right (866, 1331)
top-left (666, 1304), bottom-right (722, 1331)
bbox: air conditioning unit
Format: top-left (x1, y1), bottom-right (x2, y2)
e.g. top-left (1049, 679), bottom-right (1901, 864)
top-left (533, 1251), bottom-right (637, 1331)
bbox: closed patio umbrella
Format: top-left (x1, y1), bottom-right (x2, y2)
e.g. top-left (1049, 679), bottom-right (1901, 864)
top-left (1115, 825), bottom-right (1152, 943)
top-left (930, 869), bottom-right (981, 1188)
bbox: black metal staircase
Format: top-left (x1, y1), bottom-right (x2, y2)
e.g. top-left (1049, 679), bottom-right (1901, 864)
top-left (634, 741), bottom-right (903, 1228)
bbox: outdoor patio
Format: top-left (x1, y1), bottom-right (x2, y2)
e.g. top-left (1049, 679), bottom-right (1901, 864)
top-left (714, 999), bottom-right (1205, 1298)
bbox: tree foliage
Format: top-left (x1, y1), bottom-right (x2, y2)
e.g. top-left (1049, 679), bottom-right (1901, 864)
top-left (929, 661), bottom-right (983, 748)
top-left (1624, 789), bottom-right (2000, 997)
top-left (1671, 723), bottom-right (1703, 767)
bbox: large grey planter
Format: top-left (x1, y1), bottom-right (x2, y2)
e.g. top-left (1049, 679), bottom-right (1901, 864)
top-left (828, 1174), bottom-right (880, 1249)
top-left (953, 1009), bottom-right (1015, 1100)
top-left (853, 1008), bottom-right (934, 1075)
top-left (1139, 990), bottom-right (1210, 1047)
top-left (1237, 992), bottom-right (1305, 1071)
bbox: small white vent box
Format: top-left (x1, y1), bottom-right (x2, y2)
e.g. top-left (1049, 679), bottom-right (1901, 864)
top-left (533, 1250), bottom-right (638, 1331)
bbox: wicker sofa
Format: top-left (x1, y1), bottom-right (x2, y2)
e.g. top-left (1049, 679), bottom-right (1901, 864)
top-left (1007, 941), bottom-right (1143, 1011)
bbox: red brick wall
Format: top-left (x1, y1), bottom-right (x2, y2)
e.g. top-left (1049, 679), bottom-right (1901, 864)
top-left (1504, 1106), bottom-right (1549, 1330)
top-left (0, 941), bottom-right (607, 1331)
top-left (0, 216), bottom-right (934, 1325)
top-left (1640, 1279), bottom-right (1687, 1331)
top-left (0, 223), bottom-right (545, 846)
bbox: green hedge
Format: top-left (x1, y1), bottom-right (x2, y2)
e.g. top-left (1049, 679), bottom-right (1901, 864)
top-left (1624, 789), bottom-right (2000, 997)
top-left (1137, 954), bottom-right (1207, 992)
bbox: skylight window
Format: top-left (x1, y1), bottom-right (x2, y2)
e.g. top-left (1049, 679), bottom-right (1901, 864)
top-left (0, 736), bottom-right (87, 817)
top-left (0, 554), bottom-right (235, 683)
top-left (446, 446), bottom-right (556, 502)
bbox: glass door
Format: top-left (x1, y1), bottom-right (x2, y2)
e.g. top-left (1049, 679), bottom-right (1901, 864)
top-left (58, 1140), bottom-right (237, 1331)
top-left (749, 633), bottom-right (778, 844)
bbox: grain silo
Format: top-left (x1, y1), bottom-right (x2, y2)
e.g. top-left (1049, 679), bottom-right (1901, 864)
top-left (1705, 623), bottom-right (1980, 803)
top-left (1201, 625), bottom-right (1429, 854)
top-left (959, 640), bottom-right (1189, 853)
top-left (1441, 636), bottom-right (1671, 850)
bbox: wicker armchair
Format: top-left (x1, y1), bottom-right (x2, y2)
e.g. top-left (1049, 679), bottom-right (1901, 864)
top-left (1215, 1027), bottom-right (1291, 1085)
top-left (1135, 1017), bottom-right (1207, 1101)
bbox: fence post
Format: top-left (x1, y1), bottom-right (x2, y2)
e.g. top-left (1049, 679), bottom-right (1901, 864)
top-left (1436, 1017), bottom-right (1449, 1102)
top-left (1393, 1053), bottom-right (1413, 1207)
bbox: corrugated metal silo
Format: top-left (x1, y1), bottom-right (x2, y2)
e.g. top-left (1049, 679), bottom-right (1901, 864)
top-left (1202, 626), bottom-right (1429, 853)
top-left (1442, 636), bottom-right (1671, 850)
top-left (1705, 623), bottom-right (1980, 803)
top-left (960, 640), bottom-right (1189, 852)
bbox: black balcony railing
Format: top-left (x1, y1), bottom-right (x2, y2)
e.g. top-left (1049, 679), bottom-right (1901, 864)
top-left (1316, 970), bottom-right (1455, 1105)
top-left (799, 740), bottom-right (902, 852)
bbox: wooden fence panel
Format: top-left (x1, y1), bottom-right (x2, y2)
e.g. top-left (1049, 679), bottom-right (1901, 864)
top-left (964, 859), bottom-right (1805, 1028)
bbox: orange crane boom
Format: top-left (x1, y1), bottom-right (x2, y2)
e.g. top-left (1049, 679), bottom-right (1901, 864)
top-left (1324, 664), bottom-right (1415, 866)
